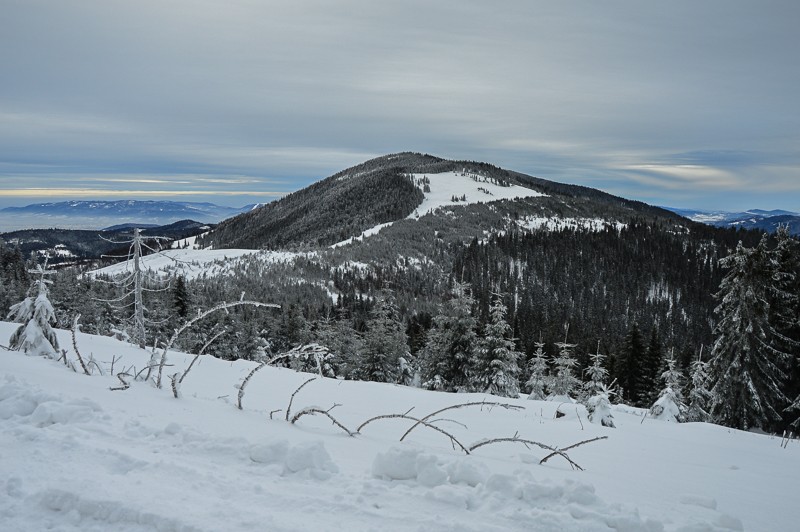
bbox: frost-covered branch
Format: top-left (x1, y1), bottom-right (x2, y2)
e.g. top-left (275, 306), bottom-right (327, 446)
top-left (71, 315), bottom-right (90, 376)
top-left (286, 377), bottom-right (317, 421)
top-left (399, 401), bottom-right (522, 442)
top-left (290, 406), bottom-right (355, 436)
top-left (357, 413), bottom-right (469, 454)
top-left (154, 299), bottom-right (280, 388)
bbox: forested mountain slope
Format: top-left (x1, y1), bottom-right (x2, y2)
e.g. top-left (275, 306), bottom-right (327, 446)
top-left (200, 152), bottom-right (684, 251)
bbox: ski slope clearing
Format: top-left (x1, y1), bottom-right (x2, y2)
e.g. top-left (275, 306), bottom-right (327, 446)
top-left (2, 322), bottom-right (798, 531)
top-left (332, 171), bottom-right (547, 247)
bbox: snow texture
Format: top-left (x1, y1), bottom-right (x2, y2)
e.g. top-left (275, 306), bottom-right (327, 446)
top-left (1, 321), bottom-right (798, 531)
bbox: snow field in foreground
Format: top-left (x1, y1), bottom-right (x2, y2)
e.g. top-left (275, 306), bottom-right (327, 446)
top-left (1, 322), bottom-right (798, 531)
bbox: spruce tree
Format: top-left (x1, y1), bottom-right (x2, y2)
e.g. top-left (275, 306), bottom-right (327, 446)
top-left (549, 326), bottom-right (580, 399)
top-left (708, 237), bottom-right (790, 430)
top-left (8, 261), bottom-right (60, 359)
top-left (685, 346), bottom-right (712, 423)
top-left (641, 327), bottom-right (664, 406)
top-left (419, 282), bottom-right (477, 392)
top-left (650, 350), bottom-right (686, 422)
top-left (525, 336), bottom-right (549, 400)
top-left (357, 291), bottom-right (409, 383)
top-left (619, 322), bottom-right (645, 405)
top-left (471, 294), bottom-right (522, 397)
top-left (772, 226), bottom-right (800, 416)
top-left (583, 341), bottom-right (615, 427)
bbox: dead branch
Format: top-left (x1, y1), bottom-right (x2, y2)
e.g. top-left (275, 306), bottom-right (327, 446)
top-left (469, 437), bottom-right (585, 471)
top-left (236, 353), bottom-right (293, 411)
top-left (71, 315), bottom-right (90, 375)
top-left (576, 408), bottom-right (584, 430)
top-left (110, 355), bottom-right (119, 376)
top-left (110, 372), bottom-right (131, 391)
top-left (400, 401), bottom-right (523, 442)
top-left (169, 372), bottom-right (180, 399)
top-left (286, 377), bottom-right (317, 421)
top-left (179, 329), bottom-right (226, 384)
top-left (269, 409), bottom-right (282, 420)
top-left (357, 413), bottom-right (470, 454)
top-left (155, 299), bottom-right (280, 388)
top-left (290, 406), bottom-right (355, 437)
top-left (538, 436), bottom-right (609, 467)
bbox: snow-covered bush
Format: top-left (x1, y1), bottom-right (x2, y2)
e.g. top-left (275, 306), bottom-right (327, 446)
top-left (7, 263), bottom-right (60, 359)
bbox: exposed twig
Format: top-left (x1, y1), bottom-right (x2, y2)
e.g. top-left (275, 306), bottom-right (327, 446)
top-left (110, 372), bottom-right (131, 391)
top-left (155, 300), bottom-right (279, 388)
top-left (169, 372), bottom-right (180, 398)
top-left (290, 406), bottom-right (355, 436)
top-left (179, 329), bottom-right (226, 385)
top-left (269, 409), bottom-right (282, 420)
top-left (110, 355), bottom-right (119, 376)
top-left (539, 436), bottom-right (609, 467)
top-left (400, 401), bottom-right (522, 442)
top-left (469, 437), bottom-right (585, 471)
top-left (71, 315), bottom-right (90, 375)
top-left (357, 413), bottom-right (470, 454)
top-left (286, 377), bottom-right (317, 421)
top-left (576, 408), bottom-right (584, 430)
top-left (235, 353), bottom-right (294, 411)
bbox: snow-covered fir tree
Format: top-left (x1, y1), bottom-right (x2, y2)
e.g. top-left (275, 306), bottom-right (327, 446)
top-left (640, 327), bottom-right (664, 406)
top-left (420, 281), bottom-right (477, 392)
top-left (526, 336), bottom-right (549, 400)
top-left (583, 341), bottom-right (615, 427)
top-left (708, 237), bottom-right (791, 430)
top-left (356, 291), bottom-right (409, 383)
top-left (7, 261), bottom-right (60, 359)
top-left (650, 350), bottom-right (686, 422)
top-left (549, 326), bottom-right (580, 400)
top-left (771, 226), bottom-right (800, 414)
top-left (685, 346), bottom-right (712, 423)
top-left (471, 293), bottom-right (522, 397)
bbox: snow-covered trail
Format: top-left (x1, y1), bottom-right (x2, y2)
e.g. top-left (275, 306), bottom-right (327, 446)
top-left (1, 322), bottom-right (797, 531)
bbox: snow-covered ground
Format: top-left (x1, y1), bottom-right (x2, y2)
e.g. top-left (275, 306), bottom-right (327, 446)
top-left (2, 322), bottom-right (798, 531)
top-left (88, 248), bottom-right (306, 281)
top-left (332, 171), bottom-right (547, 247)
top-left (517, 217), bottom-right (626, 233)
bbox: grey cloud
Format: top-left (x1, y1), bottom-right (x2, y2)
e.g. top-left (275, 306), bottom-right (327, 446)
top-left (0, 1), bottom-right (798, 211)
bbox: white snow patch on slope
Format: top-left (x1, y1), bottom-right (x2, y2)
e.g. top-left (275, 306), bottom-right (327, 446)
top-left (332, 171), bottom-right (547, 248)
top-left (517, 216), bottom-right (626, 233)
top-left (88, 248), bottom-right (306, 281)
top-left (1, 321), bottom-right (797, 531)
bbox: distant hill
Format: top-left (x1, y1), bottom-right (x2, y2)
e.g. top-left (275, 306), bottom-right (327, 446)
top-left (0, 219), bottom-right (211, 265)
top-left (200, 152), bottom-right (684, 250)
top-left (665, 207), bottom-right (800, 235)
top-left (0, 200), bottom-right (255, 232)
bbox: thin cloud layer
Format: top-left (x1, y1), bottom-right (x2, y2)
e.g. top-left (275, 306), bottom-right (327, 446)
top-left (1, 1), bottom-right (798, 211)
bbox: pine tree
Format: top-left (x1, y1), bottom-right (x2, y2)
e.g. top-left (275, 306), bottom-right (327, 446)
top-left (549, 326), bottom-right (580, 399)
top-left (172, 275), bottom-right (190, 319)
top-left (583, 341), bottom-right (615, 427)
top-left (771, 226), bottom-right (800, 417)
top-left (650, 350), bottom-right (686, 422)
top-left (7, 261), bottom-right (60, 359)
top-left (525, 336), bottom-right (549, 400)
top-left (640, 327), bottom-right (664, 405)
top-left (619, 322), bottom-right (645, 405)
top-left (708, 237), bottom-right (790, 430)
top-left (420, 282), bottom-right (477, 392)
top-left (357, 291), bottom-right (409, 383)
top-left (685, 346), bottom-right (712, 423)
top-left (471, 294), bottom-right (522, 397)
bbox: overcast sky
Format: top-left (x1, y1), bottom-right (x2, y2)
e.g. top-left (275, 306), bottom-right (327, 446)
top-left (1, 0), bottom-right (798, 212)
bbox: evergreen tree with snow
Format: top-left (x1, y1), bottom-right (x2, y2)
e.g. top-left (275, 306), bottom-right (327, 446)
top-left (583, 341), bottom-right (615, 427)
top-left (549, 326), bottom-right (581, 399)
top-left (708, 236), bottom-right (791, 430)
top-left (356, 291), bottom-right (409, 383)
top-left (420, 282), bottom-right (478, 392)
top-left (685, 346), bottom-right (712, 423)
top-left (771, 226), bottom-right (800, 415)
top-left (471, 293), bottom-right (522, 397)
top-left (650, 350), bottom-right (686, 422)
top-left (525, 336), bottom-right (549, 400)
top-left (7, 261), bottom-right (60, 359)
